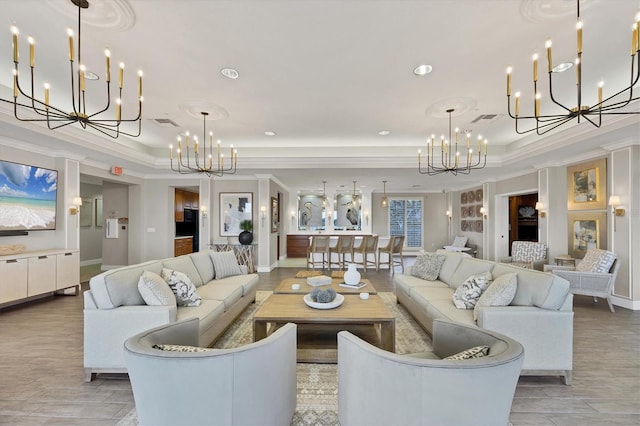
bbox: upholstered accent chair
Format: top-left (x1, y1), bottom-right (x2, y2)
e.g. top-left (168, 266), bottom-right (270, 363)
top-left (124, 319), bottom-right (297, 426)
top-left (338, 319), bottom-right (524, 426)
top-left (352, 235), bottom-right (379, 272)
top-left (501, 240), bottom-right (548, 271)
top-left (307, 235), bottom-right (331, 270)
top-left (329, 235), bottom-right (355, 270)
top-left (377, 235), bottom-right (405, 274)
top-left (546, 248), bottom-right (619, 312)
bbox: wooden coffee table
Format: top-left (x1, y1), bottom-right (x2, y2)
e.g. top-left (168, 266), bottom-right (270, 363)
top-left (253, 293), bottom-right (395, 363)
top-left (275, 277), bottom-right (377, 295)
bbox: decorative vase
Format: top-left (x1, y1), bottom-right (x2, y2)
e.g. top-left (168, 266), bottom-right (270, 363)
top-left (344, 263), bottom-right (361, 285)
top-left (238, 231), bottom-right (253, 245)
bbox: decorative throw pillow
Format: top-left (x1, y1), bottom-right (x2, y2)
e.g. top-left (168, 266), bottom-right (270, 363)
top-left (209, 250), bottom-right (243, 279)
top-left (451, 236), bottom-right (468, 248)
top-left (153, 344), bottom-right (215, 353)
top-left (411, 253), bottom-right (447, 281)
top-left (138, 271), bottom-right (176, 306)
top-left (473, 273), bottom-right (517, 321)
top-left (576, 249), bottom-right (616, 273)
top-left (161, 268), bottom-right (202, 307)
top-left (444, 345), bottom-right (490, 360)
top-left (452, 272), bottom-right (492, 309)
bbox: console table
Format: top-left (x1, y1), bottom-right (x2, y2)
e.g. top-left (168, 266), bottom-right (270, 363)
top-left (212, 243), bottom-right (257, 273)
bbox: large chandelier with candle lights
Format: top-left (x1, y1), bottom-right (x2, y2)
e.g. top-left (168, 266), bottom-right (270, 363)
top-left (505, 0), bottom-right (640, 135)
top-left (418, 108), bottom-right (487, 176)
top-left (169, 111), bottom-right (238, 177)
top-left (1, 0), bottom-right (143, 139)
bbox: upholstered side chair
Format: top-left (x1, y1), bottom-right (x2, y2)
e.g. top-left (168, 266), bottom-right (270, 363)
top-left (338, 319), bottom-right (524, 426)
top-left (124, 319), bottom-right (297, 426)
top-left (501, 240), bottom-right (548, 271)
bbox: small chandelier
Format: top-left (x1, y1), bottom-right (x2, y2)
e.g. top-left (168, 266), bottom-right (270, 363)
top-left (505, 0), bottom-right (640, 135)
top-left (381, 180), bottom-right (388, 208)
top-left (169, 111), bottom-right (237, 177)
top-left (418, 108), bottom-right (488, 176)
top-left (2, 0), bottom-right (143, 139)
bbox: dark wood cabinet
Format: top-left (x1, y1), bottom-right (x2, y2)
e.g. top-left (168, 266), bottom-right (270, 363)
top-left (174, 237), bottom-right (193, 256)
top-left (175, 189), bottom-right (185, 222)
top-left (287, 235), bottom-right (310, 258)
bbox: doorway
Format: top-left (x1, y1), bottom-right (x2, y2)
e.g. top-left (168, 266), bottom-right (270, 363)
top-left (508, 193), bottom-right (539, 255)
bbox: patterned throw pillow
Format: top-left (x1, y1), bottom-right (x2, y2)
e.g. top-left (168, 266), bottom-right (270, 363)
top-left (411, 253), bottom-right (447, 281)
top-left (444, 345), bottom-right (490, 360)
top-left (452, 272), bottom-right (492, 309)
top-left (161, 268), bottom-right (202, 307)
top-left (473, 272), bottom-right (517, 321)
top-left (138, 271), bottom-right (176, 306)
top-left (209, 250), bottom-right (243, 279)
top-left (153, 344), bottom-right (215, 353)
top-left (576, 249), bottom-right (616, 273)
top-left (451, 236), bottom-right (468, 248)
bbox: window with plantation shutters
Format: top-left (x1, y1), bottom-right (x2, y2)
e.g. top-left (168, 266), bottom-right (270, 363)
top-left (389, 198), bottom-right (423, 249)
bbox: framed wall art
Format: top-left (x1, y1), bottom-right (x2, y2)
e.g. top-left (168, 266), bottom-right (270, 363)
top-left (95, 197), bottom-right (103, 227)
top-left (567, 211), bottom-right (607, 258)
top-left (79, 197), bottom-right (93, 228)
top-left (567, 158), bottom-right (606, 211)
top-left (298, 194), bottom-right (325, 230)
top-left (271, 196), bottom-right (278, 233)
top-left (334, 193), bottom-right (361, 230)
top-left (220, 192), bottom-right (253, 236)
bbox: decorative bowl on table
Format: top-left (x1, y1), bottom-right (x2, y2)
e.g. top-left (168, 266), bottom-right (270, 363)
top-left (304, 288), bottom-right (343, 309)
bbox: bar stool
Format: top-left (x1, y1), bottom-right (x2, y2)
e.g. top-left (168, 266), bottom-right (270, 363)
top-left (352, 235), bottom-right (379, 272)
top-left (307, 235), bottom-right (330, 270)
top-left (378, 236), bottom-right (405, 274)
top-left (330, 235), bottom-right (355, 270)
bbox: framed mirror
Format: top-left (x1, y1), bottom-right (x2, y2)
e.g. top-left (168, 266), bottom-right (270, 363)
top-left (334, 193), bottom-right (361, 231)
top-left (298, 194), bottom-right (325, 230)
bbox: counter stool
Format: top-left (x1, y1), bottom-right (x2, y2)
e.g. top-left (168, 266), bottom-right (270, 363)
top-left (330, 235), bottom-right (355, 270)
top-left (307, 235), bottom-right (330, 270)
top-left (352, 235), bottom-right (379, 272)
top-left (378, 236), bottom-right (405, 274)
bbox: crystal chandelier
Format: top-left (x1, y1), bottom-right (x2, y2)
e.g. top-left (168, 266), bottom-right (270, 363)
top-left (169, 112), bottom-right (238, 177)
top-left (2, 0), bottom-right (143, 139)
top-left (505, 0), bottom-right (640, 135)
top-left (418, 109), bottom-right (488, 176)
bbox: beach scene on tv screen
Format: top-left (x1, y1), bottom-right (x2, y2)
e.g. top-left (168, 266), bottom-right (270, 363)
top-left (0, 160), bottom-right (57, 231)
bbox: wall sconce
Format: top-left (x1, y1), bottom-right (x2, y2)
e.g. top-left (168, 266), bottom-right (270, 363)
top-left (445, 210), bottom-right (452, 221)
top-left (609, 195), bottom-right (625, 232)
top-left (479, 207), bottom-right (488, 219)
top-left (200, 205), bottom-right (208, 218)
top-left (70, 197), bottom-right (83, 215)
top-left (291, 211), bottom-right (296, 224)
top-left (364, 211), bottom-right (369, 226)
top-left (260, 206), bottom-right (267, 227)
top-left (534, 202), bottom-right (546, 218)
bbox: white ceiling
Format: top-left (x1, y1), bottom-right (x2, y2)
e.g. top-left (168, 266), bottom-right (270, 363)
top-left (0, 0), bottom-right (638, 194)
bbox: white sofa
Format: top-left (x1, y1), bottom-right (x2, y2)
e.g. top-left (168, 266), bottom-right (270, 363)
top-left (83, 250), bottom-right (258, 382)
top-left (394, 250), bottom-right (574, 384)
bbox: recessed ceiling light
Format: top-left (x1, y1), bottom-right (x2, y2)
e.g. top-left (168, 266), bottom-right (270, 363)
top-left (221, 68), bottom-right (239, 79)
top-left (378, 130), bottom-right (390, 136)
top-left (552, 62), bottom-right (574, 73)
top-left (264, 131), bottom-right (276, 136)
top-left (85, 71), bottom-right (99, 80)
top-left (413, 64), bottom-right (433, 76)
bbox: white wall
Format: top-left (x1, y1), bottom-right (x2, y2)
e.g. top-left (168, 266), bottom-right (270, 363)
top-left (79, 182), bottom-right (103, 264)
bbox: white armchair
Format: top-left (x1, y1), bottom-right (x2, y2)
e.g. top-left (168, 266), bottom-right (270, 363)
top-left (547, 248), bottom-right (619, 312)
top-left (500, 240), bottom-right (547, 271)
top-left (124, 319), bottom-right (297, 426)
top-left (337, 319), bottom-right (524, 426)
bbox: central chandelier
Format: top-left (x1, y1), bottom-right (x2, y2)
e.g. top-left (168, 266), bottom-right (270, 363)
top-left (2, 0), bottom-right (143, 139)
top-left (418, 108), bottom-right (488, 176)
top-left (505, 0), bottom-right (640, 135)
top-left (169, 111), bottom-right (238, 177)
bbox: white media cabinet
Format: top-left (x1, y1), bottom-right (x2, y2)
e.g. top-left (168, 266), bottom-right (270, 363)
top-left (0, 249), bottom-right (80, 307)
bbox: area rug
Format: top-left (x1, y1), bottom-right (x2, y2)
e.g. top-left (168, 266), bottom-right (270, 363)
top-left (117, 291), bottom-right (432, 426)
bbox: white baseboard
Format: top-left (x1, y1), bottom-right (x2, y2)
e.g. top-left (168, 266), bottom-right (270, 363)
top-left (611, 295), bottom-right (640, 311)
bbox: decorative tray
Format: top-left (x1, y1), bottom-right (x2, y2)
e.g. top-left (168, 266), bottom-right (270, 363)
top-left (303, 293), bottom-right (344, 310)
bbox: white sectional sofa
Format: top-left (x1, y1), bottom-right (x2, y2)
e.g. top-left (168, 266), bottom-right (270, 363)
top-left (83, 250), bottom-right (258, 382)
top-left (394, 250), bottom-right (574, 384)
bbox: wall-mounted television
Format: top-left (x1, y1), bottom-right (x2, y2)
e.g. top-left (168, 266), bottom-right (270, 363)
top-left (0, 159), bottom-right (58, 232)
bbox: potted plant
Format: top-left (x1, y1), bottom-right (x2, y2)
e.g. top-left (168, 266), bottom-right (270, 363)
top-left (238, 220), bottom-right (253, 245)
